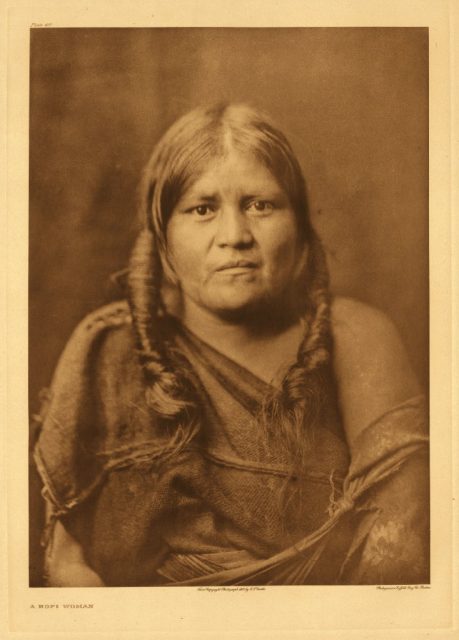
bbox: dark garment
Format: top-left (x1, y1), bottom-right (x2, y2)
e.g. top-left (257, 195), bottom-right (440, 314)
top-left (34, 301), bottom-right (429, 585)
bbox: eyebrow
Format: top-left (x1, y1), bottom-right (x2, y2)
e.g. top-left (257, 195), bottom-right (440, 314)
top-left (182, 189), bottom-right (284, 202)
top-left (176, 187), bottom-right (288, 210)
top-left (241, 192), bottom-right (282, 201)
top-left (179, 193), bottom-right (219, 204)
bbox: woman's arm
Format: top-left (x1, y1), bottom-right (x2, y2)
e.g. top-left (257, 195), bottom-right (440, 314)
top-left (331, 296), bottom-right (422, 446)
top-left (45, 507), bottom-right (105, 587)
top-left (330, 297), bottom-right (429, 584)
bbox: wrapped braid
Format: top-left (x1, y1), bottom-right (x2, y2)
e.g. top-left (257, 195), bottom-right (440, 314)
top-left (259, 232), bottom-right (332, 470)
top-left (290, 231), bottom-right (331, 384)
top-left (127, 228), bottom-right (199, 433)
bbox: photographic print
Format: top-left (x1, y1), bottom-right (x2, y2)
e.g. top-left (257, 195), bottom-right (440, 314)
top-left (29, 27), bottom-right (429, 588)
top-left (3, 1), bottom-right (456, 637)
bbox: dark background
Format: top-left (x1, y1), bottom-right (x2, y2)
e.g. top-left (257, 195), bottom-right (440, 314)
top-left (29, 28), bottom-right (429, 585)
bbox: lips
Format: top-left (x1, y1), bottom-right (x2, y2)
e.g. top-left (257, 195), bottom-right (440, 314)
top-left (215, 260), bottom-right (259, 272)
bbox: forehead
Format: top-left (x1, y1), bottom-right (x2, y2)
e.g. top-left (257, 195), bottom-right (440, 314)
top-left (179, 149), bottom-right (284, 199)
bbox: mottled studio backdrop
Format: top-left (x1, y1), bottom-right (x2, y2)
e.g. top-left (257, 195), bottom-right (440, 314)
top-left (29, 28), bottom-right (428, 584)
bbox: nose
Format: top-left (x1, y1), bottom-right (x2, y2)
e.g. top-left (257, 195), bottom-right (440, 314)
top-left (215, 206), bottom-right (254, 248)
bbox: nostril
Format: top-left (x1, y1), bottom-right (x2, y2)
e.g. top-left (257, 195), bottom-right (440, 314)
top-left (215, 211), bottom-right (254, 247)
top-left (217, 231), bottom-right (254, 249)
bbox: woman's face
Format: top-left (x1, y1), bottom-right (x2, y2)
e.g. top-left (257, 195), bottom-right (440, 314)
top-left (166, 148), bottom-right (305, 320)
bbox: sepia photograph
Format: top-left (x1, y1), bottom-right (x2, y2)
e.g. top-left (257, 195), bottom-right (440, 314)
top-left (3, 0), bottom-right (458, 636)
top-left (28, 27), bottom-right (430, 588)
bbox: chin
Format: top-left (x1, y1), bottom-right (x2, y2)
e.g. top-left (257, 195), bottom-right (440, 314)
top-left (205, 294), bottom-right (283, 323)
top-left (209, 299), bottom-right (261, 318)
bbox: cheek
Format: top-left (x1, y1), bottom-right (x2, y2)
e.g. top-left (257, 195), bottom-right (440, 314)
top-left (263, 222), bottom-right (302, 273)
top-left (166, 222), bottom-right (206, 287)
top-left (167, 246), bottom-right (198, 285)
top-left (166, 221), bottom-right (187, 271)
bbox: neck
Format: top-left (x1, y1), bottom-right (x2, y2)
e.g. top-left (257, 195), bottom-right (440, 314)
top-left (179, 298), bottom-right (305, 384)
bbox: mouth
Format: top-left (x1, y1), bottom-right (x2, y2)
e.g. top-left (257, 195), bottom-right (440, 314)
top-left (215, 260), bottom-right (259, 272)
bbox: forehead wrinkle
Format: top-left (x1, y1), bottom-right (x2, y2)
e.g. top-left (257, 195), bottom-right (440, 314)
top-left (181, 152), bottom-right (287, 205)
top-left (182, 191), bottom-right (218, 204)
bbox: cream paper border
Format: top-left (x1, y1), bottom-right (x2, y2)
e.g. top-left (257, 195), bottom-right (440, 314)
top-left (3, 0), bottom-right (458, 638)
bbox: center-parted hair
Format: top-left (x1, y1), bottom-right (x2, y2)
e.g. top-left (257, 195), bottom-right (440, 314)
top-left (127, 103), bottom-right (332, 471)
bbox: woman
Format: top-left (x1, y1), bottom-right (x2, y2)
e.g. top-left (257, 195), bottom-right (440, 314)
top-left (33, 103), bottom-right (429, 586)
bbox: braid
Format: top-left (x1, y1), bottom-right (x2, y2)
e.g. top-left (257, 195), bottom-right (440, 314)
top-left (288, 231), bottom-right (331, 387)
top-left (127, 228), bottom-right (201, 451)
top-left (259, 232), bottom-right (332, 472)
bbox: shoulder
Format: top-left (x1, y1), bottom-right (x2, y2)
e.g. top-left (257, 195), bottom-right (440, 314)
top-left (53, 300), bottom-right (135, 374)
top-left (330, 296), bottom-right (421, 445)
top-left (63, 299), bottom-right (133, 345)
top-left (46, 300), bottom-right (141, 416)
top-left (38, 300), bottom-right (146, 448)
top-left (331, 296), bottom-right (405, 351)
top-left (35, 301), bottom-right (149, 509)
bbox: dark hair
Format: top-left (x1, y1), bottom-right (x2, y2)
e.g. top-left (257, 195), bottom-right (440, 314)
top-left (127, 103), bottom-right (331, 470)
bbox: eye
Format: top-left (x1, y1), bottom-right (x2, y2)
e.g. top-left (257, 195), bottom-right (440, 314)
top-left (186, 204), bottom-right (215, 218)
top-left (246, 200), bottom-right (274, 214)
